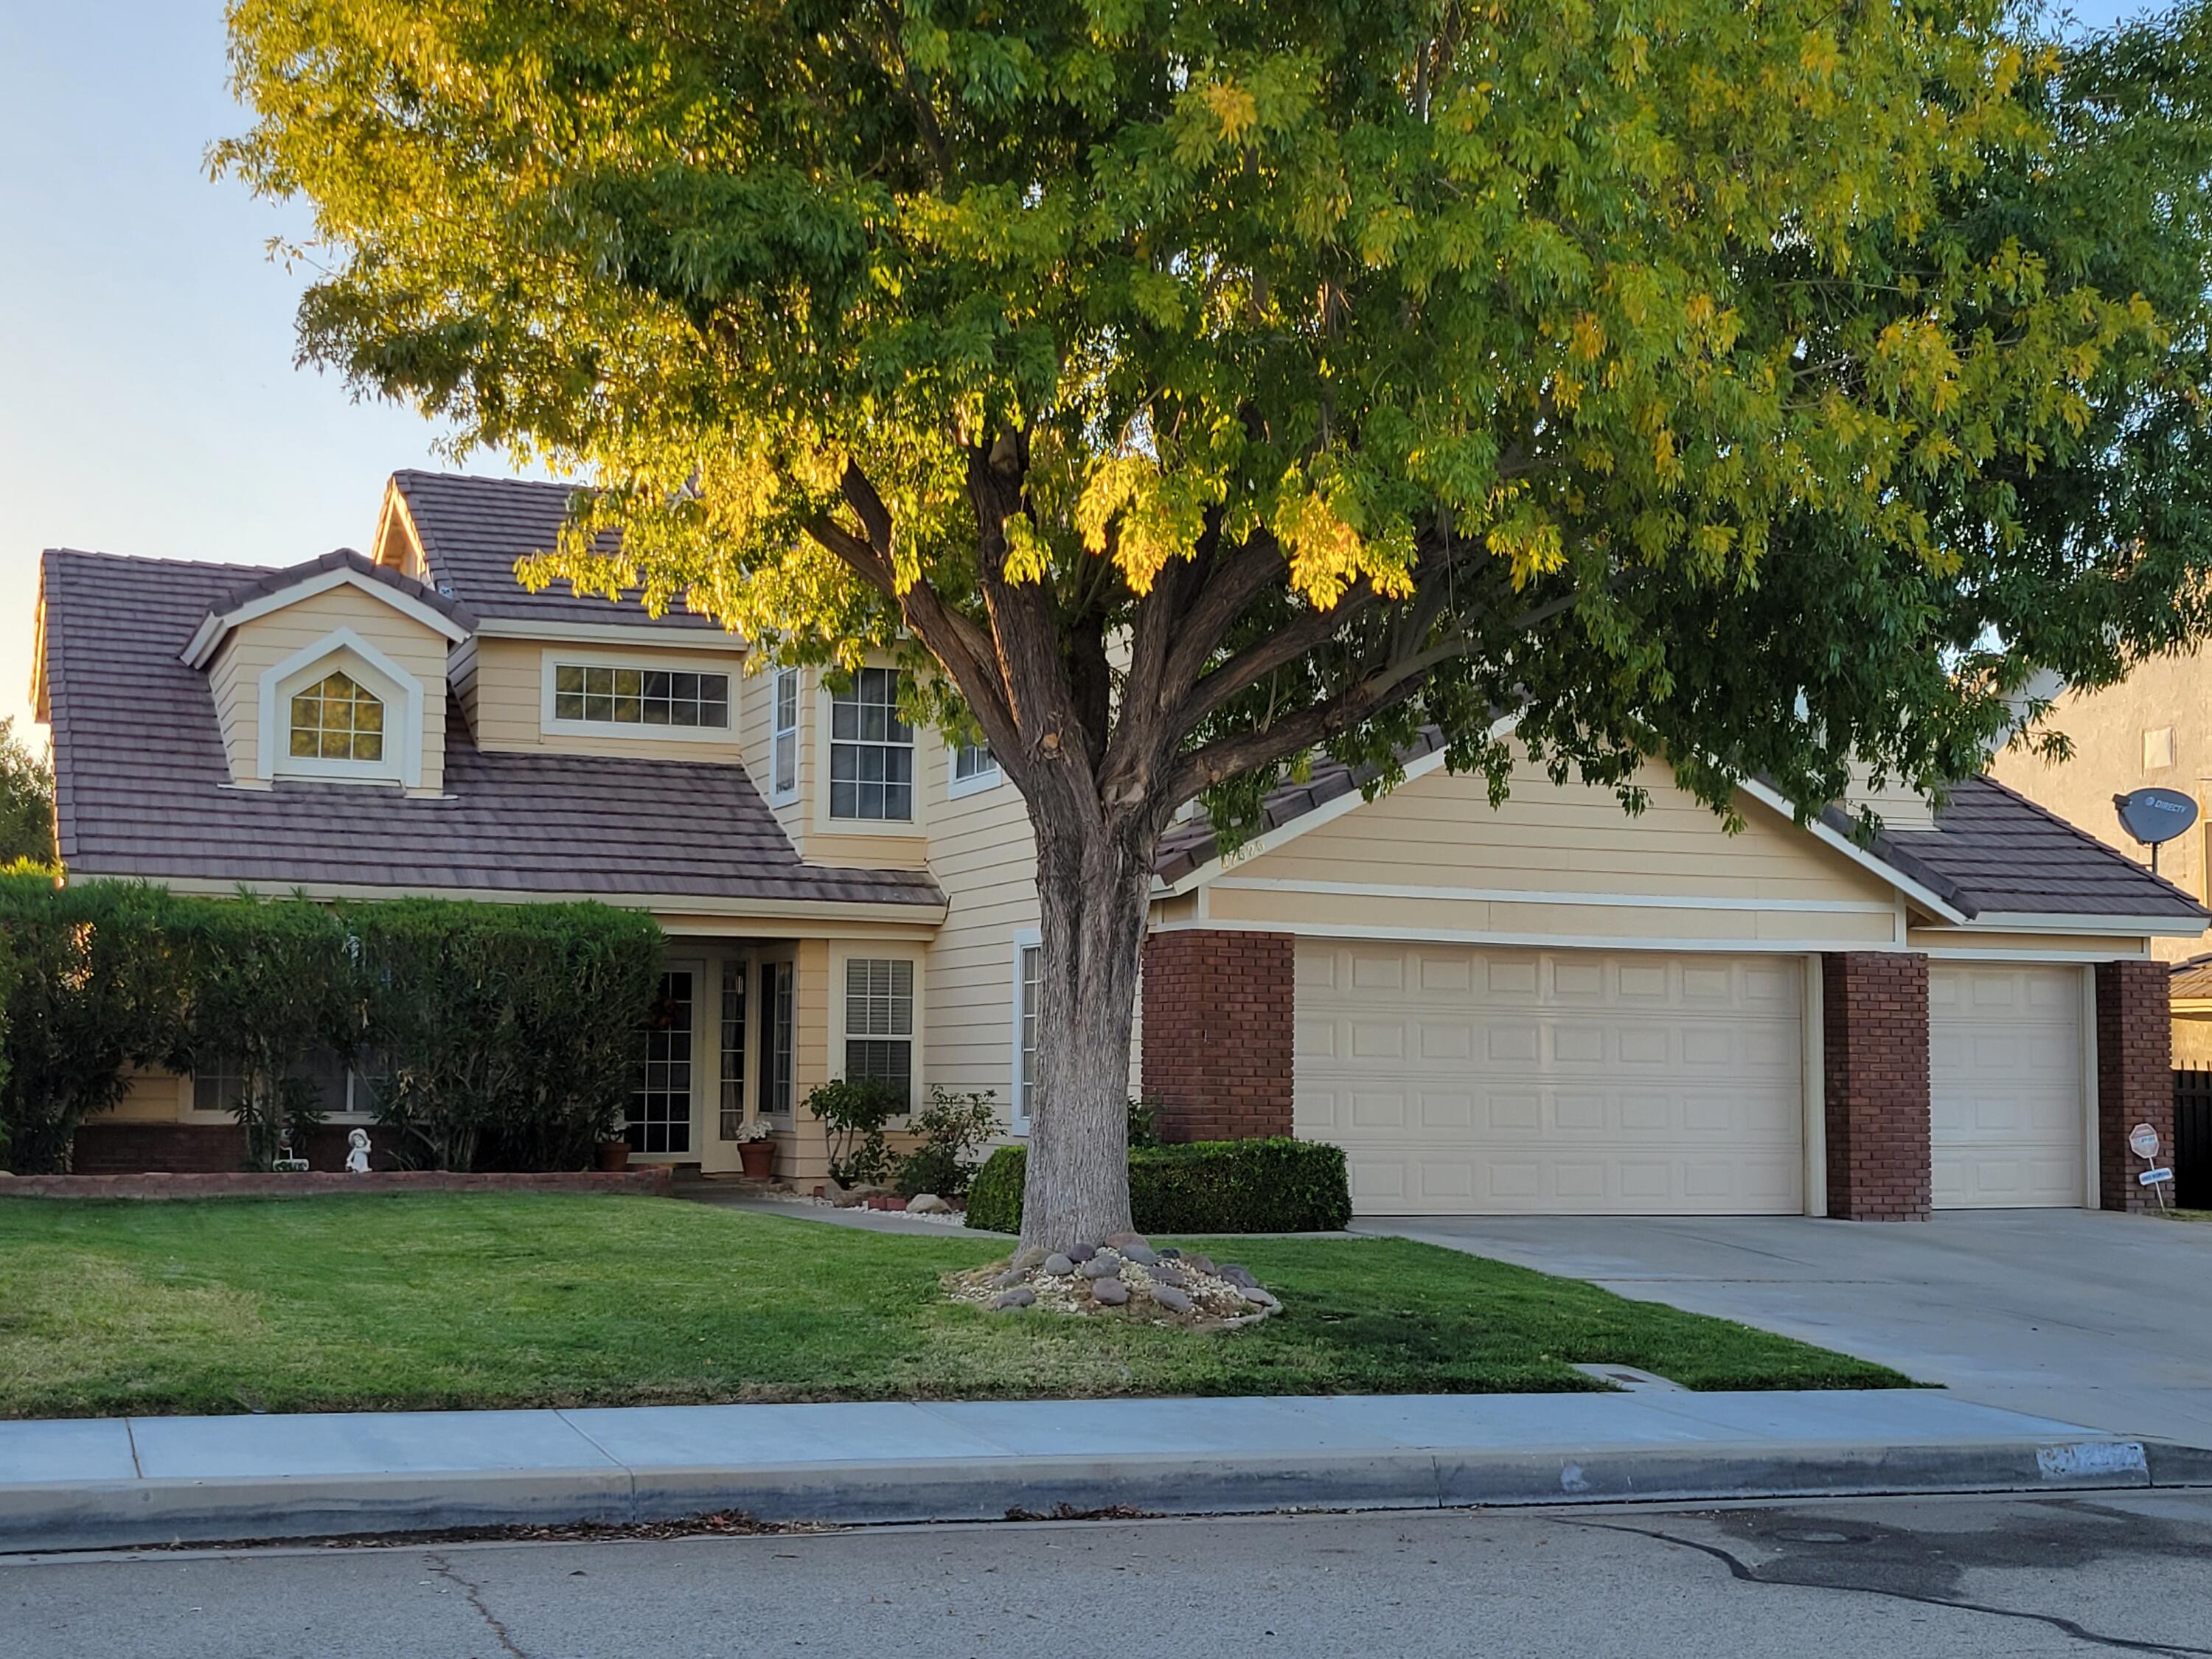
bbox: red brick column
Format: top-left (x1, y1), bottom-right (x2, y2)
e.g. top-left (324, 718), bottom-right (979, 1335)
top-left (1822, 952), bottom-right (1932, 1220)
top-left (1140, 929), bottom-right (1295, 1142)
top-left (2096, 959), bottom-right (2172, 1211)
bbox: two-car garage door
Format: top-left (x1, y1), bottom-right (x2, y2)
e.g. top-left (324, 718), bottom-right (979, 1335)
top-left (1297, 942), bottom-right (2091, 1216)
top-left (1295, 943), bottom-right (1806, 1215)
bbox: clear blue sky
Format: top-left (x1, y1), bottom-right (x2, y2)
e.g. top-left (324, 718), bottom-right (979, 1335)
top-left (0, 1), bottom-right (2165, 745)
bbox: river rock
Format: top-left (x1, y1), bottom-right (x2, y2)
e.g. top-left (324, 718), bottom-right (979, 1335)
top-left (1148, 1284), bottom-right (1193, 1313)
top-left (1042, 1253), bottom-right (1075, 1276)
top-left (1079, 1256), bottom-right (1122, 1280)
top-left (1102, 1231), bottom-right (1150, 1251)
top-left (990, 1287), bottom-right (1036, 1311)
top-left (1012, 1245), bottom-right (1050, 1272)
top-left (1238, 1286), bottom-right (1281, 1312)
top-left (906, 1193), bottom-right (950, 1214)
top-left (1089, 1278), bottom-right (1131, 1307)
top-left (1218, 1264), bottom-right (1259, 1290)
top-left (1181, 1253), bottom-right (1217, 1276)
top-left (1068, 1243), bottom-right (1097, 1263)
top-left (1147, 1262), bottom-right (1190, 1290)
top-left (1121, 1243), bottom-right (1160, 1266)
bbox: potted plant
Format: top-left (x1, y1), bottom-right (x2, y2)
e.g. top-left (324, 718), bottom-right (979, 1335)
top-left (596, 1137), bottom-right (632, 1172)
top-left (735, 1119), bottom-right (776, 1180)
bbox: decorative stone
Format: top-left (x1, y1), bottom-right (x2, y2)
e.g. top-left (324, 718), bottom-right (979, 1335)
top-left (1042, 1253), bottom-right (1075, 1276)
top-left (1067, 1243), bottom-right (1097, 1263)
top-left (1121, 1243), bottom-right (1160, 1266)
top-left (1088, 1278), bottom-right (1131, 1307)
top-left (1219, 1264), bottom-right (1259, 1289)
top-left (906, 1193), bottom-right (950, 1214)
top-left (1148, 1284), bottom-right (1193, 1313)
top-left (1012, 1245), bottom-right (1050, 1272)
top-left (990, 1287), bottom-right (1036, 1310)
top-left (1157, 1247), bottom-right (1180, 1259)
top-left (1079, 1256), bottom-right (1121, 1280)
top-left (1182, 1253), bottom-right (1217, 1276)
top-left (1102, 1231), bottom-right (1150, 1251)
top-left (992, 1267), bottom-right (1028, 1288)
top-left (1146, 1262), bottom-right (1190, 1289)
top-left (1238, 1286), bottom-right (1281, 1311)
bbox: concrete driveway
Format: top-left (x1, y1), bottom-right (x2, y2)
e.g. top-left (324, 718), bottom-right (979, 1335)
top-left (1355, 1211), bottom-right (2212, 1447)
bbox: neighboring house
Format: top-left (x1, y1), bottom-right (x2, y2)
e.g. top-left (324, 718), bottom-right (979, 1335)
top-left (32, 471), bottom-right (2207, 1217)
top-left (1988, 656), bottom-right (2212, 1065)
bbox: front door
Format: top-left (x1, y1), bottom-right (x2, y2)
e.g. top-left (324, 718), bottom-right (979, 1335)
top-left (630, 969), bottom-right (698, 1156)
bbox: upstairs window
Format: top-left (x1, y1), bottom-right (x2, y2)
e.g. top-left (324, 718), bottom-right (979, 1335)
top-left (829, 668), bottom-right (913, 821)
top-left (290, 672), bottom-right (384, 762)
top-left (844, 957), bottom-right (914, 1096)
top-left (771, 669), bottom-right (799, 800)
top-left (553, 663), bottom-right (730, 728)
top-left (950, 740), bottom-right (1000, 797)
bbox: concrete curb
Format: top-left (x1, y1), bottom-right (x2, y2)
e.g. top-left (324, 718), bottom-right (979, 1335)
top-left (1, 1434), bottom-right (2191, 1553)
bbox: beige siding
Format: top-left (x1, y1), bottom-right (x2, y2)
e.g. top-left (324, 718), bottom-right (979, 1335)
top-left (1200, 751), bottom-right (1902, 950)
top-left (467, 637), bottom-right (750, 762)
top-left (208, 584), bottom-right (452, 791)
top-left (2177, 1014), bottom-right (2212, 1068)
top-left (1908, 927), bottom-right (2156, 957)
top-left (739, 662), bottom-right (811, 846)
top-left (1989, 653), bottom-right (2212, 963)
top-left (94, 1069), bottom-right (189, 1123)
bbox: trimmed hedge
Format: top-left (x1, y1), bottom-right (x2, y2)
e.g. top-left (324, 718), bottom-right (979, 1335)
top-left (0, 874), bottom-right (662, 1174)
top-left (964, 1138), bottom-right (1352, 1236)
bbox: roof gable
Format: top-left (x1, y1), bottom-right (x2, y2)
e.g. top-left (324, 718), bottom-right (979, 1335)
top-left (179, 547), bottom-right (473, 669)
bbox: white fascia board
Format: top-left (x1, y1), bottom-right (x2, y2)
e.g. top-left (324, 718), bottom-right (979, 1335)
top-left (181, 566), bottom-right (470, 669)
top-left (1734, 776), bottom-right (1971, 924)
top-left (1968, 911), bottom-right (2212, 939)
top-left (474, 616), bottom-right (747, 651)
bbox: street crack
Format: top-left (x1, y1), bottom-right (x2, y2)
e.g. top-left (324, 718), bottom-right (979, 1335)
top-left (425, 1551), bottom-right (529, 1658)
top-left (1549, 1516), bottom-right (2212, 1658)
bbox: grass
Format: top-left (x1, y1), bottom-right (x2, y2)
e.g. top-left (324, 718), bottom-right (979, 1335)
top-left (0, 1194), bottom-right (1910, 1418)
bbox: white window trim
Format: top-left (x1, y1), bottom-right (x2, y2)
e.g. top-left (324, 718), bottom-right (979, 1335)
top-left (256, 627), bottom-right (422, 788)
top-left (832, 946), bottom-right (922, 1113)
top-left (1008, 928), bottom-right (1040, 1136)
top-left (181, 563), bottom-right (468, 669)
top-left (538, 646), bottom-right (737, 743)
top-left (814, 675), bottom-right (924, 835)
top-left (946, 740), bottom-right (1004, 800)
top-left (768, 668), bottom-right (801, 806)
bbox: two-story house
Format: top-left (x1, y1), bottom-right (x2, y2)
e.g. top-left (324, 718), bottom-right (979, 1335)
top-left (32, 470), bottom-right (2206, 1217)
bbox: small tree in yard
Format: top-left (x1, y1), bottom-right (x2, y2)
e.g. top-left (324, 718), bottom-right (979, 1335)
top-left (223, 1), bottom-right (2212, 1248)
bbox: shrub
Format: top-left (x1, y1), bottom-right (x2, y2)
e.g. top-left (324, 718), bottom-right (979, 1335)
top-left (349, 898), bottom-right (662, 1172)
top-left (963, 1138), bottom-right (1352, 1236)
top-left (806, 1076), bottom-right (906, 1187)
top-left (1127, 1096), bottom-right (1161, 1150)
top-left (894, 1088), bottom-right (999, 1199)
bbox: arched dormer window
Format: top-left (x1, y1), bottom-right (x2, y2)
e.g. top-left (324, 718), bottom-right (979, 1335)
top-left (289, 672), bottom-right (386, 762)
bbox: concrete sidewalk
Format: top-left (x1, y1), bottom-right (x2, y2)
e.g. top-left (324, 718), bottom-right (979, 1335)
top-left (6, 1389), bottom-right (2207, 1553)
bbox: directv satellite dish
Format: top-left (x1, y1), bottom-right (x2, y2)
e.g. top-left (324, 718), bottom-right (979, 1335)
top-left (2115, 787), bottom-right (2199, 875)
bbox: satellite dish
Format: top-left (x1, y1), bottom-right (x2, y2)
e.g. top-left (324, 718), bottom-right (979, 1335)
top-left (2115, 787), bottom-right (2198, 846)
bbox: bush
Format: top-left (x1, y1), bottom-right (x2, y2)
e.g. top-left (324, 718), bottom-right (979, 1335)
top-left (963, 1138), bottom-right (1352, 1236)
top-left (806, 1076), bottom-right (907, 1187)
top-left (894, 1088), bottom-right (999, 1200)
top-left (0, 879), bottom-right (663, 1174)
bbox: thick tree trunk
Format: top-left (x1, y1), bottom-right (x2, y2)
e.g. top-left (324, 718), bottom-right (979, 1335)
top-left (1016, 810), bottom-right (1155, 1253)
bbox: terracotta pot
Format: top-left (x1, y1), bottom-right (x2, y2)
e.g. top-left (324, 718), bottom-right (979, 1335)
top-left (737, 1139), bottom-right (775, 1180)
top-left (596, 1139), bottom-right (631, 1172)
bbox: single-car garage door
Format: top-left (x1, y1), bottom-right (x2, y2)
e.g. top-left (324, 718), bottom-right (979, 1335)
top-left (1295, 943), bottom-right (1804, 1215)
top-left (1930, 964), bottom-right (2085, 1208)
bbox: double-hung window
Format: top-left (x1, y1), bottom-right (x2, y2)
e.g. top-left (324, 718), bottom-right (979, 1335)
top-left (771, 669), bottom-right (799, 799)
top-left (760, 960), bottom-right (796, 1115)
top-left (1012, 942), bottom-right (1043, 1132)
top-left (949, 740), bottom-right (1000, 798)
top-left (844, 958), bottom-right (914, 1097)
top-left (829, 668), bottom-right (912, 821)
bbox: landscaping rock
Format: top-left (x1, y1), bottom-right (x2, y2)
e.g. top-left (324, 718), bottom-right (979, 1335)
top-left (992, 1268), bottom-right (1029, 1289)
top-left (1158, 1248), bottom-right (1181, 1259)
top-left (1182, 1253), bottom-right (1217, 1276)
top-left (1147, 1284), bottom-right (1193, 1313)
top-left (1012, 1245), bottom-right (1050, 1272)
top-left (1121, 1243), bottom-right (1160, 1266)
top-left (905, 1193), bottom-right (950, 1214)
top-left (1218, 1264), bottom-right (1259, 1290)
top-left (1088, 1278), bottom-right (1130, 1307)
top-left (990, 1287), bottom-right (1036, 1311)
top-left (1079, 1256), bottom-right (1122, 1280)
top-left (1042, 1253), bottom-right (1075, 1277)
top-left (1067, 1243), bottom-right (1097, 1263)
top-left (1238, 1286), bottom-right (1281, 1312)
top-left (1102, 1231), bottom-right (1150, 1251)
top-left (1146, 1262), bottom-right (1190, 1290)
top-left (832, 1183), bottom-right (892, 1209)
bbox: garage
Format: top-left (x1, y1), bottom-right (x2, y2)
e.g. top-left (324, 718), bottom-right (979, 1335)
top-left (1929, 964), bottom-right (2087, 1208)
top-left (1295, 942), bottom-right (1806, 1216)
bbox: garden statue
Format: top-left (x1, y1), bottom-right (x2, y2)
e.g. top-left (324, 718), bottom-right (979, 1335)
top-left (345, 1129), bottom-right (372, 1175)
top-left (270, 1125), bottom-right (310, 1174)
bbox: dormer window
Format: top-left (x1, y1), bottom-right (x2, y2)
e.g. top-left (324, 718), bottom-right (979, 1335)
top-left (289, 672), bottom-right (386, 762)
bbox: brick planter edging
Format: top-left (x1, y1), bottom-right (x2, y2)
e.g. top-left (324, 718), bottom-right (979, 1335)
top-left (0, 1168), bottom-right (675, 1200)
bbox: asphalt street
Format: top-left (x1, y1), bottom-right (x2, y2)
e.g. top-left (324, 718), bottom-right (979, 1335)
top-left (7, 1490), bottom-right (2211, 1658)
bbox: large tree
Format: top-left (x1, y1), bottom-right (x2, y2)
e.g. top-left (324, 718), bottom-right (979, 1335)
top-left (222, 0), bottom-right (2212, 1248)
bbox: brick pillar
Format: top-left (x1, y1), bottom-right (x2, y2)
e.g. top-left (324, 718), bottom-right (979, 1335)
top-left (2096, 959), bottom-right (2172, 1211)
top-left (1821, 952), bottom-right (1932, 1220)
top-left (1140, 929), bottom-right (1295, 1143)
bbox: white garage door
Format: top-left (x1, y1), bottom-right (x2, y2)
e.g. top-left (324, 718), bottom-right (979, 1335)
top-left (1930, 964), bottom-right (2085, 1208)
top-left (1295, 944), bottom-right (1804, 1216)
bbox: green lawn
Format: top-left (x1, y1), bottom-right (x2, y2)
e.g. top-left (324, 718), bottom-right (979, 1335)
top-left (0, 1194), bottom-right (1908, 1418)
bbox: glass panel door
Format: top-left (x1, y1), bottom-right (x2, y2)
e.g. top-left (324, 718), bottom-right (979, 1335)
top-left (629, 970), bottom-right (695, 1155)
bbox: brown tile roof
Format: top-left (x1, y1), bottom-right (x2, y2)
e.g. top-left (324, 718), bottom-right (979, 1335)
top-left (39, 548), bottom-right (941, 911)
top-left (2173, 953), bottom-right (2212, 999)
top-left (392, 470), bottom-right (726, 632)
top-left (208, 546), bottom-right (476, 634)
top-left (1155, 731), bottom-right (2204, 924)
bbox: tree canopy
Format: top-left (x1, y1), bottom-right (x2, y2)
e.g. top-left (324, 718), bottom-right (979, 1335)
top-left (0, 720), bottom-right (55, 870)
